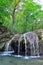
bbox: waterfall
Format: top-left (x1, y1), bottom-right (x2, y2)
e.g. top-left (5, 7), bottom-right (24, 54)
top-left (1, 32), bottom-right (40, 58)
top-left (3, 35), bottom-right (16, 55)
top-left (17, 32), bottom-right (39, 57)
top-left (33, 43), bottom-right (35, 55)
top-left (5, 35), bottom-right (15, 51)
top-left (18, 40), bottom-right (20, 56)
top-left (30, 42), bottom-right (35, 56)
top-left (23, 32), bottom-right (39, 56)
top-left (5, 41), bottom-right (10, 51)
top-left (24, 34), bottom-right (27, 56)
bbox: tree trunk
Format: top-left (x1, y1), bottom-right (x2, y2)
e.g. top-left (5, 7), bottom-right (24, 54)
top-left (11, 0), bottom-right (20, 33)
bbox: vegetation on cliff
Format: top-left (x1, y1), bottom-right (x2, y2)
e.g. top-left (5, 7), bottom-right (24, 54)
top-left (0, 0), bottom-right (43, 33)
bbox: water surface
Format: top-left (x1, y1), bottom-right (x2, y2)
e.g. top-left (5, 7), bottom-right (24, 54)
top-left (0, 56), bottom-right (43, 65)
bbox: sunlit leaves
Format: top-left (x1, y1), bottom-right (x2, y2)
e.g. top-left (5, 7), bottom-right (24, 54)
top-left (0, 0), bottom-right (43, 33)
top-left (0, 0), bottom-right (20, 30)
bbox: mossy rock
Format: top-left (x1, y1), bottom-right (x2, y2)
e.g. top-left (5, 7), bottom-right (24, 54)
top-left (40, 39), bottom-right (43, 43)
top-left (35, 29), bottom-right (43, 40)
top-left (0, 42), bottom-right (5, 51)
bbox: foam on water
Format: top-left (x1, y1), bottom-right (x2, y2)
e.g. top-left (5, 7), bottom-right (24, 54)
top-left (0, 51), bottom-right (14, 56)
top-left (0, 52), bottom-right (40, 59)
top-left (14, 55), bottom-right (22, 58)
top-left (13, 55), bottom-right (40, 59)
top-left (23, 56), bottom-right (40, 59)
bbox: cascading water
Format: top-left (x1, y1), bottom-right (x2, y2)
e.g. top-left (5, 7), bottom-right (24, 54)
top-left (1, 35), bottom-right (15, 56)
top-left (23, 32), bottom-right (39, 56)
top-left (0, 32), bottom-right (40, 59)
top-left (23, 34), bottom-right (28, 59)
top-left (18, 40), bottom-right (21, 57)
top-left (23, 34), bottom-right (27, 56)
top-left (22, 32), bottom-right (40, 59)
top-left (5, 35), bottom-right (15, 51)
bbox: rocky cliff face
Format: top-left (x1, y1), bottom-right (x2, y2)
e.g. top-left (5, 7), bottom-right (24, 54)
top-left (10, 29), bottom-right (43, 56)
top-left (35, 29), bottom-right (43, 55)
top-left (10, 32), bottom-right (39, 56)
top-left (0, 25), bottom-right (43, 56)
top-left (0, 24), bottom-right (14, 51)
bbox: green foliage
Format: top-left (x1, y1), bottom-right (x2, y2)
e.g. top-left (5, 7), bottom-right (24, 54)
top-left (0, 0), bottom-right (43, 33)
top-left (0, 0), bottom-right (20, 30)
top-left (14, 1), bottom-right (42, 33)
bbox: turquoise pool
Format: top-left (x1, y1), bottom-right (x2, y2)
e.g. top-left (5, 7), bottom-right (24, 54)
top-left (0, 56), bottom-right (43, 65)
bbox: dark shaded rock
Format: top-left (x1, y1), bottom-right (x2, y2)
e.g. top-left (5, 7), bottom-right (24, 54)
top-left (35, 29), bottom-right (43, 56)
top-left (39, 42), bottom-right (43, 56)
top-left (11, 40), bottom-right (18, 55)
top-left (0, 25), bottom-right (15, 51)
top-left (19, 40), bottom-right (25, 55)
top-left (10, 34), bottom-right (21, 55)
top-left (0, 43), bottom-right (5, 51)
top-left (19, 38), bottom-right (31, 56)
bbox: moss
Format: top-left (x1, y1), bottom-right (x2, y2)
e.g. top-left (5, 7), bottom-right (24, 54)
top-left (40, 39), bottom-right (43, 43)
top-left (35, 29), bottom-right (43, 40)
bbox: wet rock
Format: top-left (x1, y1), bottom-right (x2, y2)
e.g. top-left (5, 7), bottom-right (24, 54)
top-left (20, 32), bottom-right (39, 56)
top-left (35, 29), bottom-right (43, 40)
top-left (10, 32), bottom-right (39, 56)
top-left (18, 35), bottom-right (31, 56)
top-left (0, 25), bottom-right (43, 56)
top-left (10, 34), bottom-right (21, 54)
top-left (0, 25), bottom-right (15, 51)
top-left (39, 42), bottom-right (43, 56)
top-left (0, 43), bottom-right (5, 51)
top-left (35, 29), bottom-right (43, 56)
